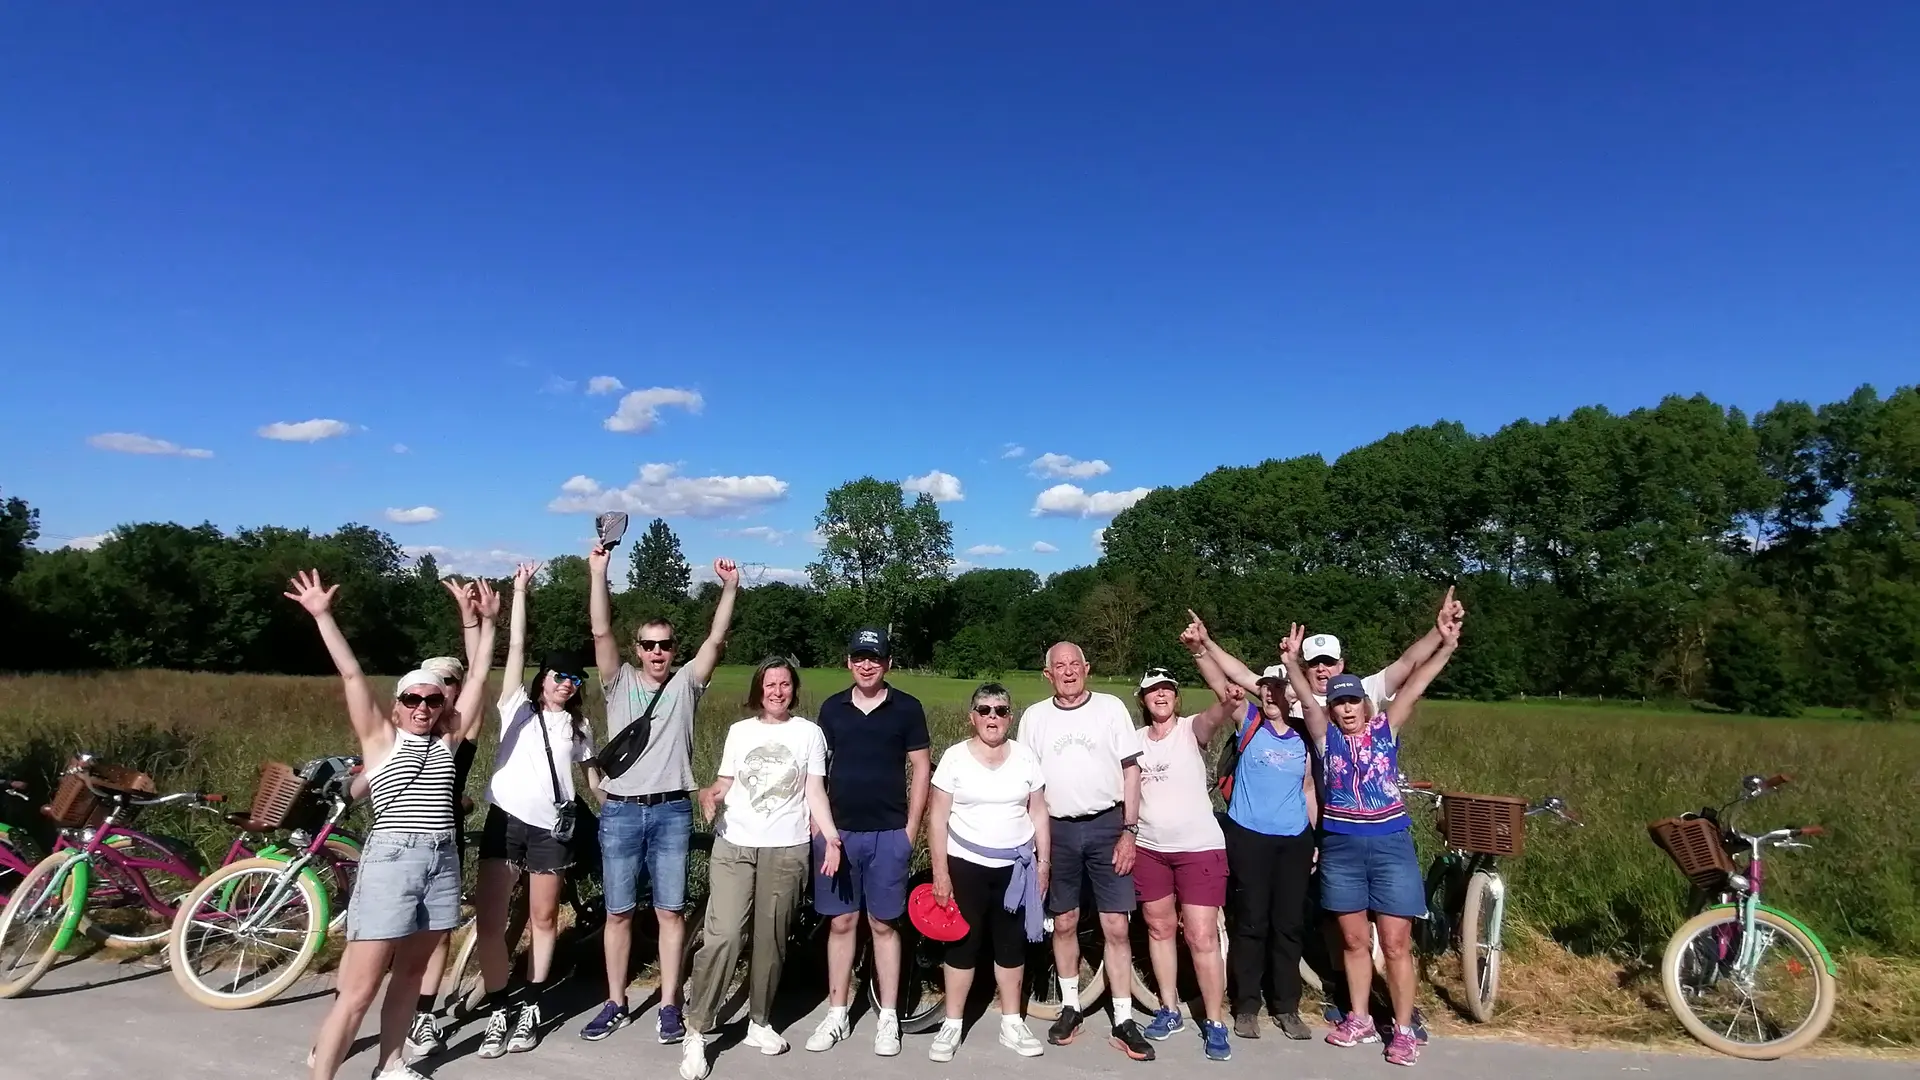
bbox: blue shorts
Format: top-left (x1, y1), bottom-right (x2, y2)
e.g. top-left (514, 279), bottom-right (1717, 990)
top-left (599, 797), bottom-right (694, 915)
top-left (1317, 828), bottom-right (1425, 919)
top-left (348, 830), bottom-right (461, 941)
top-left (813, 828), bottom-right (912, 920)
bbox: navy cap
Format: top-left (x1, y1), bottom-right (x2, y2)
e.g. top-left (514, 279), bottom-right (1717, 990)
top-left (848, 627), bottom-right (890, 659)
top-left (1325, 673), bottom-right (1367, 703)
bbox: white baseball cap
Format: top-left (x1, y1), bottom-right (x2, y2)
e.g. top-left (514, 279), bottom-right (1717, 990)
top-left (1137, 668), bottom-right (1178, 692)
top-left (1258, 664), bottom-right (1286, 683)
top-left (1303, 634), bottom-right (1343, 662)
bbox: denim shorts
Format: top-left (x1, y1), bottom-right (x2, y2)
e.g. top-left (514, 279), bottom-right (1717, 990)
top-left (348, 830), bottom-right (461, 941)
top-left (599, 796), bottom-right (693, 915)
top-left (1317, 828), bottom-right (1426, 919)
top-left (812, 829), bottom-right (912, 920)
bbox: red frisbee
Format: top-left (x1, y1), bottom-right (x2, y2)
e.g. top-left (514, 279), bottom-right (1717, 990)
top-left (908, 883), bottom-right (970, 942)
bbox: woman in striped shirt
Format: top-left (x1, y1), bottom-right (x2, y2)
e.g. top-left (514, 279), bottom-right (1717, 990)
top-left (1280, 608), bottom-right (1462, 1069)
top-left (286, 569), bottom-right (497, 1080)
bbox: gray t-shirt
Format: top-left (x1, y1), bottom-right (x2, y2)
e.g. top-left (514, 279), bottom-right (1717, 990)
top-left (600, 663), bottom-right (706, 797)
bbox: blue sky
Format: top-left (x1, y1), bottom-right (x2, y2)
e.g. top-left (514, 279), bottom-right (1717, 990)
top-left (4, 4), bottom-right (1916, 583)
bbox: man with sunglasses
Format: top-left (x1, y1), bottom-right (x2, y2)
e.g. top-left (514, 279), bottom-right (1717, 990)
top-left (1019, 641), bottom-right (1154, 1062)
top-left (582, 546), bottom-right (741, 1045)
top-left (1292, 588), bottom-right (1462, 716)
top-left (803, 627), bottom-right (930, 1058)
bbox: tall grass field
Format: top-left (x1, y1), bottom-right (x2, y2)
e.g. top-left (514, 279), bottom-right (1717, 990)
top-left (1, 667), bottom-right (1914, 1052)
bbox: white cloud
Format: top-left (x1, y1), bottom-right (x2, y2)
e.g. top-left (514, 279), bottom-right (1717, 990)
top-left (404, 545), bottom-right (536, 579)
top-left (1000, 443), bottom-right (1026, 459)
top-left (965, 543), bottom-right (1007, 556)
top-left (258, 418), bottom-right (352, 442)
top-left (62, 532), bottom-right (114, 551)
top-left (604, 387), bottom-right (704, 433)
top-left (1031, 484), bottom-right (1152, 518)
top-left (548, 463), bottom-right (789, 518)
top-left (1030, 453), bottom-right (1112, 480)
top-left (803, 528), bottom-right (829, 547)
top-left (1032, 541), bottom-right (1059, 554)
top-left (719, 525), bottom-right (792, 545)
top-left (87, 432), bottom-right (214, 459)
top-left (903, 470), bottom-right (965, 503)
top-left (392, 443), bottom-right (410, 454)
top-left (587, 376), bottom-right (625, 395)
top-left (1093, 527), bottom-right (1109, 552)
top-left (384, 506), bottom-right (442, 525)
top-left (949, 559), bottom-right (979, 574)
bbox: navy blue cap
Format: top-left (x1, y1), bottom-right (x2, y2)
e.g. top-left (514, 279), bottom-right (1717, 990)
top-left (1325, 673), bottom-right (1367, 703)
top-left (848, 627), bottom-right (890, 659)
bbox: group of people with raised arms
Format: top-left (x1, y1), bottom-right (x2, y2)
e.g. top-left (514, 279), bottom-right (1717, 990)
top-left (283, 544), bottom-right (1463, 1080)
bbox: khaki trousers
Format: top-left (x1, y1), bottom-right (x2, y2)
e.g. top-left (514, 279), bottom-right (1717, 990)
top-left (685, 836), bottom-right (811, 1030)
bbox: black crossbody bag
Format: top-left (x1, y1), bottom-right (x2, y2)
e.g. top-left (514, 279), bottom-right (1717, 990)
top-left (597, 675), bottom-right (666, 781)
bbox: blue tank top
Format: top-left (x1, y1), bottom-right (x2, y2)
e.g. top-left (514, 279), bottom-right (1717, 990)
top-left (1318, 713), bottom-right (1409, 836)
top-left (1226, 712), bottom-right (1311, 838)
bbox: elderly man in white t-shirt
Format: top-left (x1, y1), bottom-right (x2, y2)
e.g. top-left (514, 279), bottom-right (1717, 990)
top-left (1288, 588), bottom-right (1462, 716)
top-left (1017, 642), bottom-right (1156, 1062)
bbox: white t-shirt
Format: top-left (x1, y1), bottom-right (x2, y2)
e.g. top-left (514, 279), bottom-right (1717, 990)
top-left (487, 686), bottom-right (595, 832)
top-left (715, 716), bottom-right (827, 848)
top-left (1136, 715), bottom-right (1226, 853)
top-left (1017, 692), bottom-right (1143, 819)
top-left (1290, 669), bottom-right (1392, 718)
top-left (933, 739), bottom-right (1046, 869)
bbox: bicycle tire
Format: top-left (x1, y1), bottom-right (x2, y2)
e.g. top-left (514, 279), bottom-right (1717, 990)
top-left (1458, 870), bottom-right (1501, 1022)
top-left (1023, 917), bottom-right (1107, 1021)
top-left (0, 850), bottom-right (84, 997)
top-left (169, 858), bottom-right (327, 1010)
top-left (1660, 906), bottom-right (1837, 1059)
top-left (92, 832), bottom-right (206, 948)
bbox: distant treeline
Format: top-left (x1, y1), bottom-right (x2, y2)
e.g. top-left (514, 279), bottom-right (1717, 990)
top-left (4, 384), bottom-right (1916, 719)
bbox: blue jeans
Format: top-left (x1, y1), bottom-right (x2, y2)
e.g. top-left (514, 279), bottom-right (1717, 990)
top-left (599, 797), bottom-right (693, 915)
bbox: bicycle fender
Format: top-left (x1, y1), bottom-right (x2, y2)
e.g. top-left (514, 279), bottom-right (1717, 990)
top-left (1701, 903), bottom-right (1837, 977)
top-left (253, 848), bottom-right (333, 951)
top-left (51, 856), bottom-right (90, 952)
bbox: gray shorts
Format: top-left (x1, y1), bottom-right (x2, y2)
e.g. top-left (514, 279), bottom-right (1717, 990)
top-left (347, 830), bottom-right (462, 941)
top-left (1047, 806), bottom-right (1136, 915)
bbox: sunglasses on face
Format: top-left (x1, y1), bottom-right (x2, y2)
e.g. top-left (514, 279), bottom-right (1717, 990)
top-left (398, 692), bottom-right (447, 709)
top-left (1306, 657), bottom-right (1340, 667)
top-left (972, 704), bottom-right (1012, 718)
top-left (636, 639), bottom-right (675, 653)
top-left (552, 673), bottom-right (584, 687)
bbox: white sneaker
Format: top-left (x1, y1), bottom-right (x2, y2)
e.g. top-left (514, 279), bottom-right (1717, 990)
top-left (375, 1067), bottom-right (429, 1080)
top-left (679, 1032), bottom-right (710, 1080)
top-left (506, 1001), bottom-right (541, 1053)
top-left (744, 1020), bottom-right (790, 1056)
top-left (999, 1017), bottom-right (1044, 1057)
top-left (806, 1010), bottom-right (850, 1052)
top-left (930, 1020), bottom-right (963, 1062)
top-left (873, 1011), bottom-right (901, 1057)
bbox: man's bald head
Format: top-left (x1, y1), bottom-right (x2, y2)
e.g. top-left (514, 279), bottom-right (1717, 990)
top-left (1043, 641), bottom-right (1090, 704)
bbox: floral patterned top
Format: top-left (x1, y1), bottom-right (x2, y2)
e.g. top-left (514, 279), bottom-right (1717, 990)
top-left (1317, 712), bottom-right (1409, 836)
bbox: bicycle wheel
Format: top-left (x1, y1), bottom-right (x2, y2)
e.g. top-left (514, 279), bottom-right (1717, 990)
top-left (1023, 913), bottom-right (1107, 1021)
top-left (449, 884), bottom-right (530, 1016)
top-left (315, 837), bottom-right (360, 937)
top-left (170, 858), bottom-right (326, 1010)
top-left (0, 850), bottom-right (84, 997)
top-left (1458, 871), bottom-right (1501, 1022)
top-left (868, 890), bottom-right (947, 1034)
top-left (1660, 906), bottom-right (1837, 1059)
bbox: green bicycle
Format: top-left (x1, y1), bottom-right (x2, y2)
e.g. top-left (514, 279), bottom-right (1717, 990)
top-left (1649, 773), bottom-right (1836, 1059)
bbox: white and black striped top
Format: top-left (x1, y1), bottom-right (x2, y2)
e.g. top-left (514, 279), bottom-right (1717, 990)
top-left (366, 731), bottom-right (458, 834)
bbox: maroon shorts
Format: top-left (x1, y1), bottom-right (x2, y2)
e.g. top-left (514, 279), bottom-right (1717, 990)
top-left (1133, 846), bottom-right (1228, 907)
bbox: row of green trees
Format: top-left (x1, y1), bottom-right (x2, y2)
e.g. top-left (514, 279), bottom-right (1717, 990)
top-left (4, 385), bottom-right (1916, 717)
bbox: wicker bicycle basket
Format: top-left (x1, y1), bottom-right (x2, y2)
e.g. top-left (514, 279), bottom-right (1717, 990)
top-left (1438, 792), bottom-right (1529, 857)
top-left (244, 761), bottom-right (319, 831)
top-left (44, 761), bottom-right (156, 828)
top-left (1649, 816), bottom-right (1735, 890)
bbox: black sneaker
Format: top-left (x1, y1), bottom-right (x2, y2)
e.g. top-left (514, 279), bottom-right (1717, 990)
top-left (1232, 1013), bottom-right (1260, 1040)
top-left (1048, 1006), bottom-right (1082, 1046)
top-left (477, 1007), bottom-right (512, 1059)
top-left (1273, 1012), bottom-right (1312, 1040)
top-left (1110, 1020), bottom-right (1155, 1061)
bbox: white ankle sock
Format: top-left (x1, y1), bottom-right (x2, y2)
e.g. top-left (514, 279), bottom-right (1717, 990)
top-left (1112, 997), bottom-right (1133, 1024)
top-left (1058, 975), bottom-right (1079, 1006)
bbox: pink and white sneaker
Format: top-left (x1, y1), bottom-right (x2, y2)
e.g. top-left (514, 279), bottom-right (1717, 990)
top-left (1324, 1013), bottom-right (1380, 1047)
top-left (1385, 1026), bottom-right (1421, 1066)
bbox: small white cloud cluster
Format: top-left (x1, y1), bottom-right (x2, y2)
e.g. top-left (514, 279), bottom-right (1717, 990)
top-left (550, 463), bottom-right (788, 518)
top-left (384, 506), bottom-right (441, 525)
top-left (258, 418), bottom-right (352, 442)
top-left (1029, 453), bottom-right (1110, 480)
top-left (1031, 484), bottom-right (1150, 518)
top-left (903, 470), bottom-right (965, 503)
top-left (604, 387), bottom-right (703, 433)
top-left (88, 432), bottom-right (213, 458)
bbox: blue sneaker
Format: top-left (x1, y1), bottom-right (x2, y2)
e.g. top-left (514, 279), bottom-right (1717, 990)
top-left (1144, 1007), bottom-right (1184, 1041)
top-left (580, 1001), bottom-right (631, 1041)
top-left (657, 1003), bottom-right (686, 1044)
top-left (1202, 1020), bottom-right (1232, 1062)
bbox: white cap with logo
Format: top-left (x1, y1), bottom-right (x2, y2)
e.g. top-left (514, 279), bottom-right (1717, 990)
top-left (1302, 634), bottom-right (1342, 662)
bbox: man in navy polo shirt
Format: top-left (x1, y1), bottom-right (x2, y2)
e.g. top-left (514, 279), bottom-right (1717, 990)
top-left (803, 627), bottom-right (931, 1058)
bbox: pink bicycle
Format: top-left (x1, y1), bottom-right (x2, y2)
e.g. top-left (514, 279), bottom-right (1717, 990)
top-left (0, 778), bottom-right (39, 906)
top-left (0, 754), bottom-right (226, 997)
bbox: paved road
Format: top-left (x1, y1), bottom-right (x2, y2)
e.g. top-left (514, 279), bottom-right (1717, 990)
top-left (4, 957), bottom-right (1907, 1080)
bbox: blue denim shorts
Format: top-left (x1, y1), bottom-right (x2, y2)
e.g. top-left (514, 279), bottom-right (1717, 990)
top-left (813, 828), bottom-right (912, 920)
top-left (1317, 828), bottom-right (1426, 919)
top-left (599, 797), bottom-right (694, 915)
top-left (347, 830), bottom-right (461, 941)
